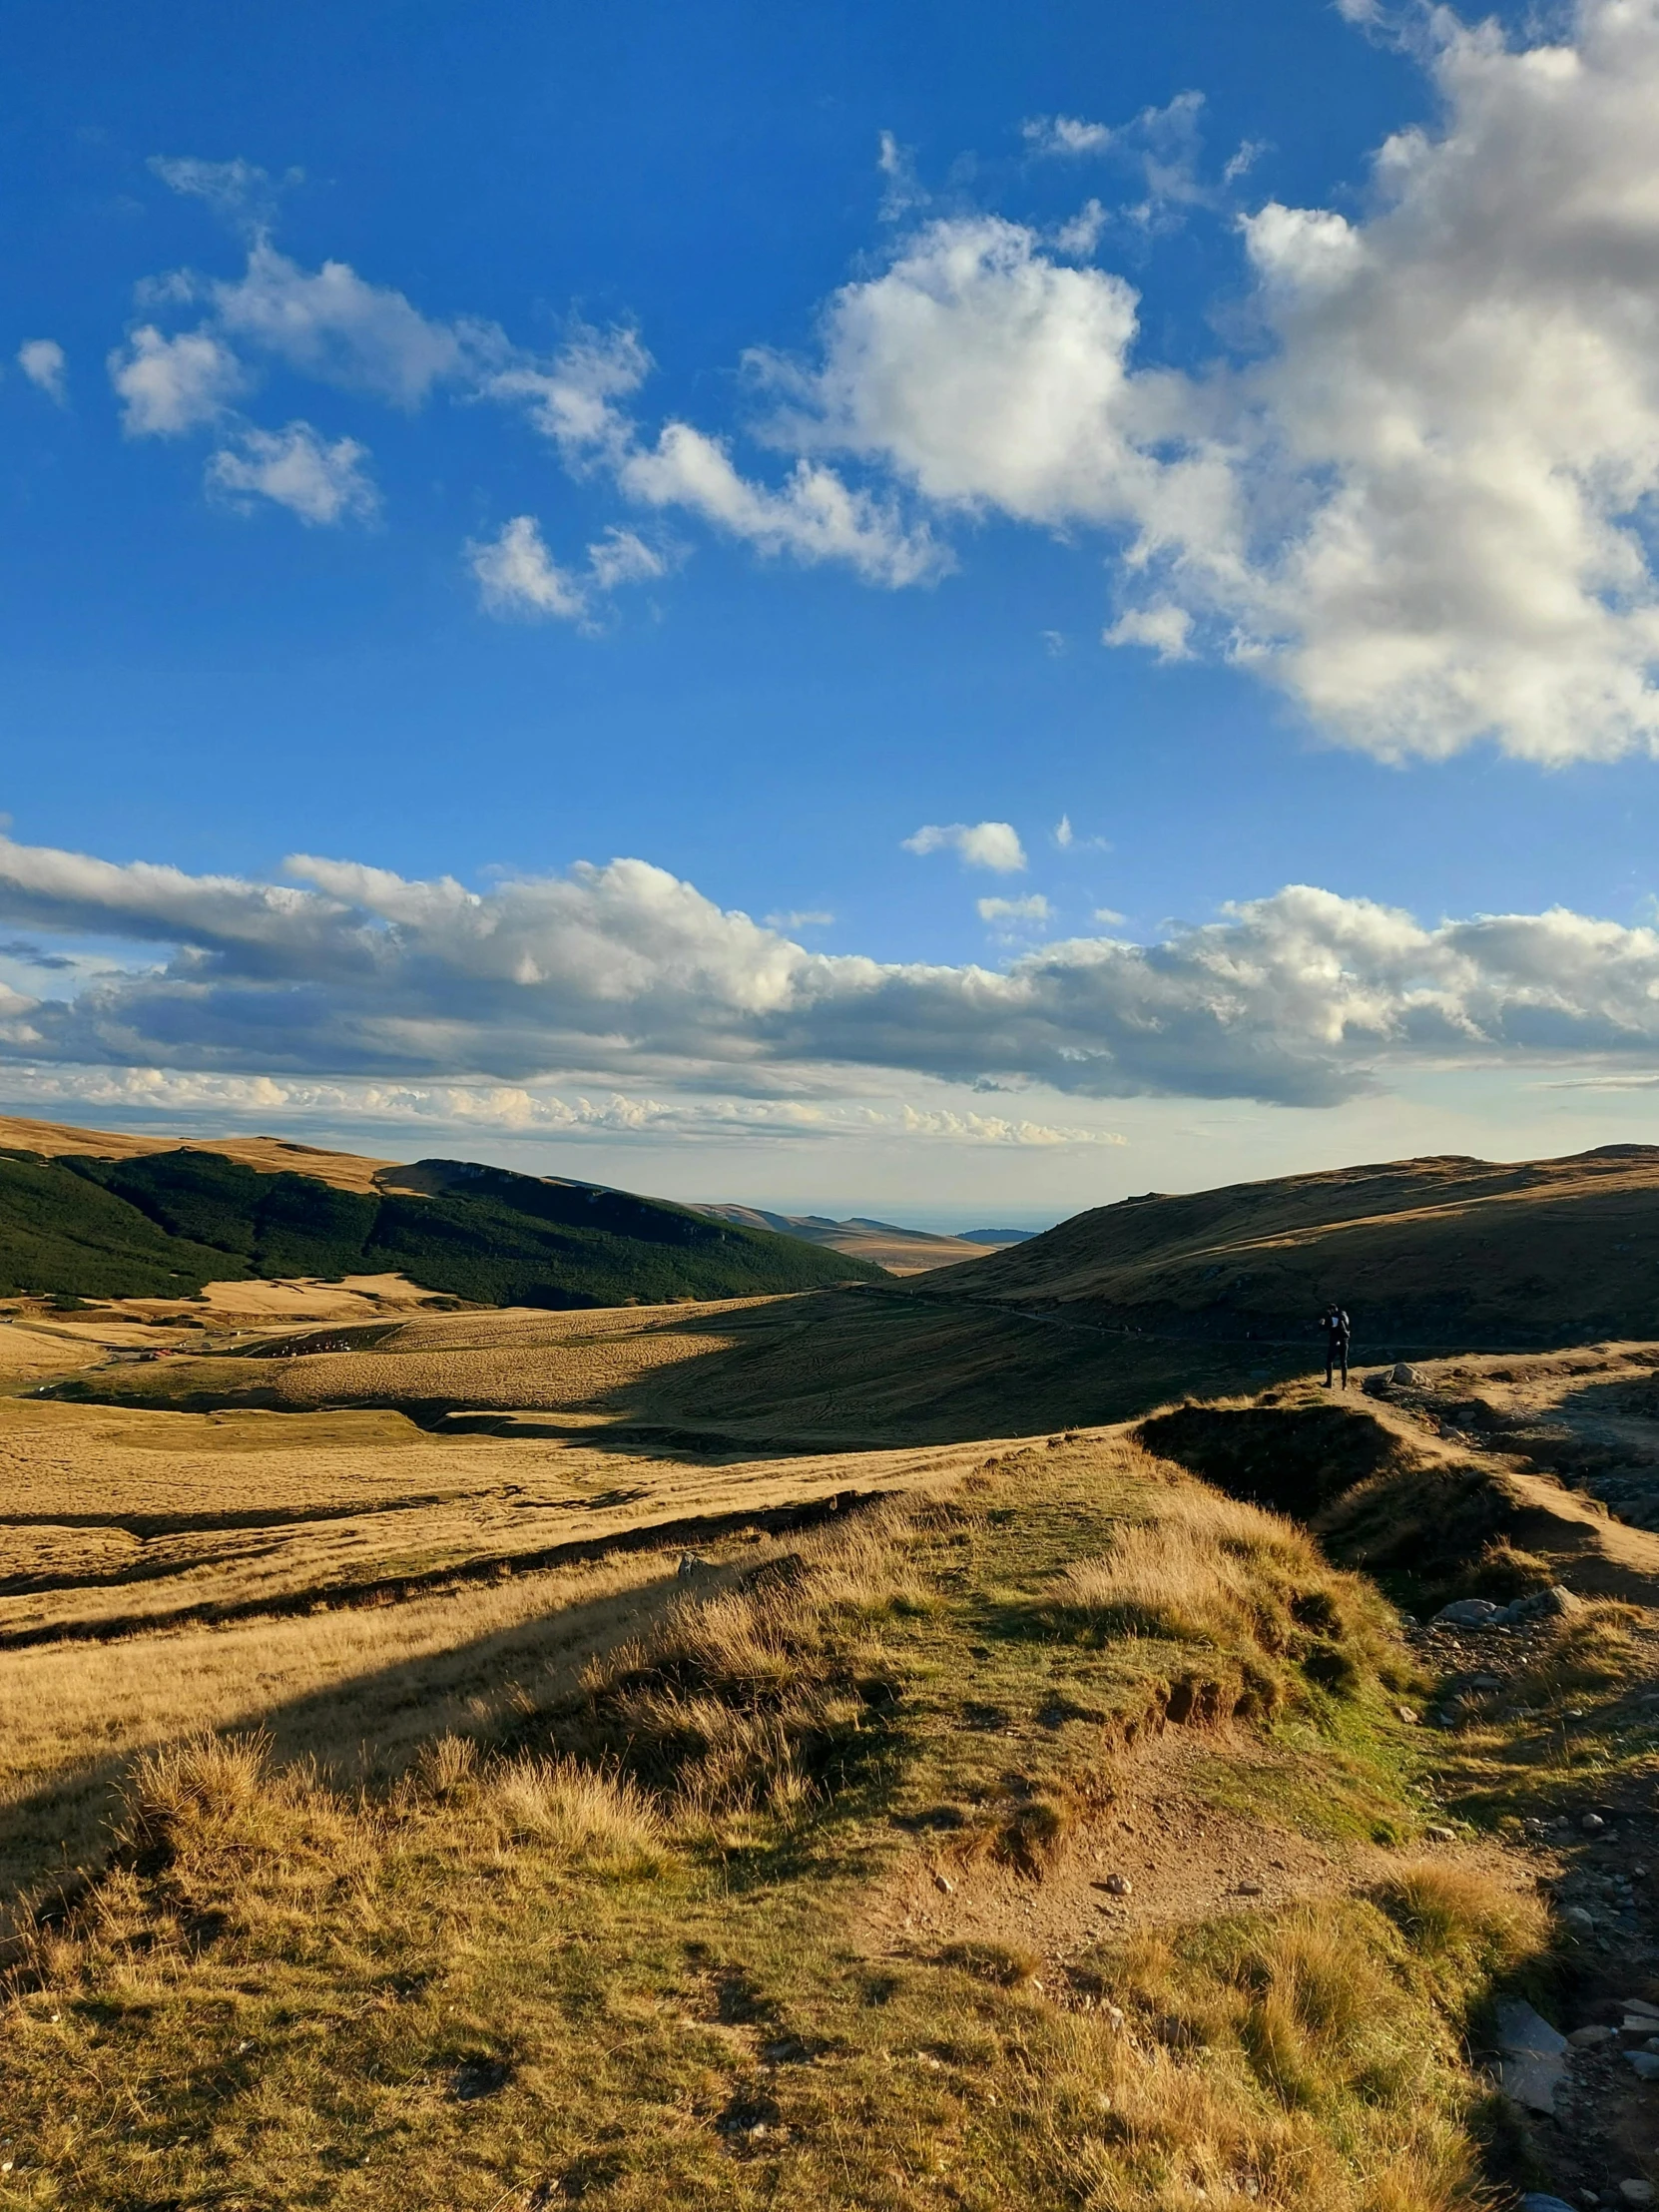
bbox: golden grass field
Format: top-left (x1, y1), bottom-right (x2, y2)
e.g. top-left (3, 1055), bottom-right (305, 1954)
top-left (8, 1291), bottom-right (1659, 2207)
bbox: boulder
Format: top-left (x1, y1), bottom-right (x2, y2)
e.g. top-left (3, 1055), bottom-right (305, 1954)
top-left (1495, 2000), bottom-right (1567, 2114)
top-left (1392, 1363), bottom-right (1419, 1384)
top-left (1499, 1585), bottom-right (1580, 1625)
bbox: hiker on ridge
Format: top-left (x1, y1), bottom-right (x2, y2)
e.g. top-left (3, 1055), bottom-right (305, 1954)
top-left (1321, 1303), bottom-right (1351, 1389)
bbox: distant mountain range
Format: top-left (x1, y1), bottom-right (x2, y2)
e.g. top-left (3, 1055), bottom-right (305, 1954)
top-left (0, 1115), bottom-right (883, 1307)
top-left (688, 1204), bottom-right (1035, 1274)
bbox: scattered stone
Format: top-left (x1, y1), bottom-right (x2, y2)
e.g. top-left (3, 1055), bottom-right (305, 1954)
top-left (1236, 1882), bottom-right (1264, 1896)
top-left (1395, 1705), bottom-right (1419, 1725)
top-left (1569, 2023), bottom-right (1615, 2047)
top-left (1425, 1825), bottom-right (1457, 1843)
top-left (1626, 2051), bottom-right (1659, 2080)
top-left (932, 1871), bottom-right (955, 1896)
top-left (1392, 1363), bottom-right (1418, 1383)
top-left (1468, 1674), bottom-right (1503, 1692)
top-left (1623, 1998), bottom-right (1659, 2019)
top-left (1433, 1598), bottom-right (1502, 1627)
top-left (1102, 1873), bottom-right (1132, 1897)
top-left (1503, 1586), bottom-right (1581, 1624)
top-left (677, 1553), bottom-right (715, 1579)
top-left (1583, 1813), bottom-right (1607, 1834)
top-left (1619, 2183), bottom-right (1655, 2207)
top-left (1495, 1999), bottom-right (1568, 2115)
top-left (1562, 1907), bottom-right (1597, 1934)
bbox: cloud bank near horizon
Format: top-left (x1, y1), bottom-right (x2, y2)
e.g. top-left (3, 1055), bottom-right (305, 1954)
top-left (2, 832), bottom-right (1659, 1123)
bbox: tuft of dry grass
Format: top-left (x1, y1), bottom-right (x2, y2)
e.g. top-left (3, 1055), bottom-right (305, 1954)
top-left (1036, 1478), bottom-right (1401, 1707)
top-left (1375, 1856), bottom-right (1548, 1965)
top-left (568, 1503), bottom-right (923, 1812)
top-left (1514, 1600), bottom-right (1644, 1706)
top-left (485, 1755), bottom-right (664, 1872)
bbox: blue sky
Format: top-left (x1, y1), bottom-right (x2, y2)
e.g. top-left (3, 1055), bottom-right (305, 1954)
top-left (2, 0), bottom-right (1659, 1227)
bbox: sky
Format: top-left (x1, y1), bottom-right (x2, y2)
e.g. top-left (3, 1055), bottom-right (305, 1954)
top-left (3, 0), bottom-right (1659, 1228)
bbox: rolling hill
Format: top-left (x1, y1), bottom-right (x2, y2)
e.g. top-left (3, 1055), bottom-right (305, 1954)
top-left (920, 1143), bottom-right (1659, 1351)
top-left (688, 1204), bottom-right (1022, 1272)
top-left (0, 1117), bottom-right (882, 1307)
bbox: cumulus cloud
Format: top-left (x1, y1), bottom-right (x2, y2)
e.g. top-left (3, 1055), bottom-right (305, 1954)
top-left (17, 339), bottom-right (66, 403)
top-left (150, 155), bottom-right (287, 231)
top-left (904, 822), bottom-right (1028, 871)
top-left (207, 421), bottom-right (378, 525)
top-left (4, 831), bottom-right (1659, 1111)
top-left (467, 515), bottom-right (667, 624)
top-left (757, 0), bottom-right (1659, 762)
top-left (109, 324), bottom-right (244, 435)
top-left (977, 894), bottom-right (1052, 925)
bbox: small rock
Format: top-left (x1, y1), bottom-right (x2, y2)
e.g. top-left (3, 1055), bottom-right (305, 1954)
top-left (1433, 1598), bottom-right (1502, 1627)
top-left (1619, 2184), bottom-right (1656, 2207)
top-left (1236, 1881), bottom-right (1264, 1896)
top-left (1102, 1873), bottom-right (1132, 1897)
top-left (1626, 2050), bottom-right (1659, 2080)
top-left (1392, 1363), bottom-right (1418, 1383)
top-left (1501, 1585), bottom-right (1581, 1625)
top-left (1569, 2022), bottom-right (1615, 2046)
top-left (1562, 1906), bottom-right (1597, 1934)
top-left (1623, 1998), bottom-right (1659, 2019)
top-left (677, 1552), bottom-right (715, 1579)
top-left (1583, 1813), bottom-right (1607, 1834)
top-left (1425, 1825), bottom-right (1457, 1843)
top-left (1395, 1705), bottom-right (1419, 1724)
top-left (1468, 1673), bottom-right (1503, 1692)
top-left (932, 1871), bottom-right (954, 1896)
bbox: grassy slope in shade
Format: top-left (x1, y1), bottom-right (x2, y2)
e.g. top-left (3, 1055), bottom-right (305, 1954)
top-left (928, 1145), bottom-right (1659, 1349)
top-left (0, 1147), bottom-right (880, 1305)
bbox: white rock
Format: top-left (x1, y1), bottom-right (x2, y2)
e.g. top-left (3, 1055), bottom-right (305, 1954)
top-left (1618, 2183), bottom-right (1655, 2207)
top-left (1569, 2024), bottom-right (1614, 2047)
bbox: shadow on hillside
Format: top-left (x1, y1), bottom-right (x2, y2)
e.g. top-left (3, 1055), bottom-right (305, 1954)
top-left (576, 1287), bottom-right (1314, 1449)
top-left (0, 1559), bottom-right (706, 1921)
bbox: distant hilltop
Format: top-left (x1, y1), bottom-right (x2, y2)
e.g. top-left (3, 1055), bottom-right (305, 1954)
top-left (0, 1113), bottom-right (884, 1308)
top-left (922, 1145), bottom-right (1659, 1351)
top-left (688, 1204), bottom-right (1037, 1275)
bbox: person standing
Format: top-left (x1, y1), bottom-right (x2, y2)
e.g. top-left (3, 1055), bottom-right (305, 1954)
top-left (1321, 1303), bottom-right (1351, 1388)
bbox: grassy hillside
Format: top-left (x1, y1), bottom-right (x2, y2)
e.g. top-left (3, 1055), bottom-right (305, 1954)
top-left (0, 1142), bottom-right (881, 1307)
top-left (1, 1428), bottom-right (1561, 2212)
top-left (691, 1205), bottom-right (998, 1273)
top-left (925, 1145), bottom-right (1659, 1351)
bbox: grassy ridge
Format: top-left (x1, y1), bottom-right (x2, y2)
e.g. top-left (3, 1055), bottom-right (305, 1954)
top-left (0, 1147), bottom-right (881, 1306)
top-left (1, 1437), bottom-right (1554, 2210)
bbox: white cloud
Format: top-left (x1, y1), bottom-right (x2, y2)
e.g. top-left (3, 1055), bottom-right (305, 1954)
top-left (17, 339), bottom-right (66, 403)
top-left (467, 515), bottom-right (668, 625)
top-left (0, 1058), bottom-right (1116, 1149)
top-left (1023, 115), bottom-right (1115, 157)
top-left (876, 130), bottom-right (926, 223)
top-left (904, 822), bottom-right (1028, 872)
top-left (764, 1), bottom-right (1659, 762)
top-left (6, 831), bottom-right (1659, 1109)
top-left (766, 910), bottom-right (834, 930)
top-left (207, 421), bottom-right (378, 525)
top-left (108, 324), bottom-right (244, 436)
top-left (211, 242), bottom-right (502, 407)
top-left (1106, 603), bottom-right (1194, 661)
top-left (619, 423), bottom-right (944, 586)
top-left (1053, 200), bottom-right (1108, 257)
top-left (977, 894), bottom-right (1052, 926)
top-left (481, 325), bottom-right (649, 464)
top-left (150, 156), bottom-right (284, 229)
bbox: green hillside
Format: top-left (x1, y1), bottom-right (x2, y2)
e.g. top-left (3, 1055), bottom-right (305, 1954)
top-left (0, 1145), bottom-right (881, 1306)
